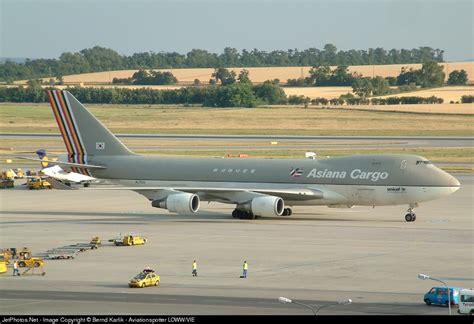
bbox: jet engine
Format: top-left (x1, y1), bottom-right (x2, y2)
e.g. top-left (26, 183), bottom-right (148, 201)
top-left (151, 193), bottom-right (200, 214)
top-left (239, 196), bottom-right (285, 217)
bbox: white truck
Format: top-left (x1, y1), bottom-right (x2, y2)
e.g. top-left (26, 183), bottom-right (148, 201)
top-left (458, 288), bottom-right (474, 315)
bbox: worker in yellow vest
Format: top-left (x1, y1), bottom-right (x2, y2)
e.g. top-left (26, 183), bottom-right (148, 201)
top-left (242, 261), bottom-right (248, 278)
top-left (192, 260), bottom-right (197, 277)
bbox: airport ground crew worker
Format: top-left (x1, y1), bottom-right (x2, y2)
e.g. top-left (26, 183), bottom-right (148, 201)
top-left (13, 260), bottom-right (19, 276)
top-left (192, 260), bottom-right (197, 277)
top-left (242, 261), bottom-right (248, 278)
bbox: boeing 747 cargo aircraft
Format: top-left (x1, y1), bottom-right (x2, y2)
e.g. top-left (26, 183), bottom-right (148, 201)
top-left (36, 90), bottom-right (460, 221)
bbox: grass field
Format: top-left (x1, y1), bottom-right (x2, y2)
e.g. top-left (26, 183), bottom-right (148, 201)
top-left (333, 103), bottom-right (473, 115)
top-left (13, 62), bottom-right (474, 85)
top-left (1, 103), bottom-right (473, 136)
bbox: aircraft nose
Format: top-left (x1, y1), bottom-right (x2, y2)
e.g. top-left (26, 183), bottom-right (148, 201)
top-left (440, 170), bottom-right (461, 189)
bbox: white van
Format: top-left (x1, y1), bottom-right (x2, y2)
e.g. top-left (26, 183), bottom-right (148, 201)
top-left (458, 289), bottom-right (474, 315)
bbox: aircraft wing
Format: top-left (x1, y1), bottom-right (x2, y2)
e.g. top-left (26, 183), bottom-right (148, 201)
top-left (81, 186), bottom-right (324, 203)
top-left (15, 157), bottom-right (106, 170)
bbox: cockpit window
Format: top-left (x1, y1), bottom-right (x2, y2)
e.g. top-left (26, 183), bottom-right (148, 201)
top-left (416, 160), bottom-right (432, 165)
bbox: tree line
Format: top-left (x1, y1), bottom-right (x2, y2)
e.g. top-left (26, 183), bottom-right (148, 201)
top-left (1, 82), bottom-right (461, 107)
top-left (0, 44), bottom-right (445, 82)
top-left (0, 79), bottom-right (287, 108)
top-left (287, 62), bottom-right (468, 98)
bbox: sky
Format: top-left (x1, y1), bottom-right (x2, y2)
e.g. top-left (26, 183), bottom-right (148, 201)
top-left (1, 0), bottom-right (473, 61)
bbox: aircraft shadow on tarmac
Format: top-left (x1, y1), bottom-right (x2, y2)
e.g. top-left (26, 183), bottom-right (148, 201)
top-left (1, 210), bottom-right (400, 224)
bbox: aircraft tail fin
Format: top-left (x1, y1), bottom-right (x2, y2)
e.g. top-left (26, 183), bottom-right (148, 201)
top-left (36, 149), bottom-right (51, 169)
top-left (46, 90), bottom-right (134, 173)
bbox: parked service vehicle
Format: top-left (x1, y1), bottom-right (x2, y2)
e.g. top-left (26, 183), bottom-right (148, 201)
top-left (424, 286), bottom-right (462, 306)
top-left (17, 247), bottom-right (44, 268)
top-left (114, 235), bottom-right (147, 246)
top-left (458, 289), bottom-right (474, 315)
top-left (13, 168), bottom-right (24, 179)
top-left (90, 236), bottom-right (101, 246)
top-left (0, 261), bottom-right (7, 274)
top-left (27, 177), bottom-right (52, 190)
top-left (0, 178), bottom-right (14, 189)
top-left (18, 257), bottom-right (44, 268)
top-left (128, 269), bottom-right (160, 288)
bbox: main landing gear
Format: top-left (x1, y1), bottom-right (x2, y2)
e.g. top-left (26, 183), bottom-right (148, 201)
top-left (405, 205), bottom-right (417, 222)
top-left (232, 207), bottom-right (293, 219)
top-left (232, 209), bottom-right (256, 220)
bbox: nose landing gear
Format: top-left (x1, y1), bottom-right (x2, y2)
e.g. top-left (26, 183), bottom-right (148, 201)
top-left (405, 205), bottom-right (417, 222)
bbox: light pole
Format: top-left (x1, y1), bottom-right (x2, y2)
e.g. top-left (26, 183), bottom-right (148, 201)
top-left (278, 296), bottom-right (352, 315)
top-left (418, 273), bottom-right (452, 315)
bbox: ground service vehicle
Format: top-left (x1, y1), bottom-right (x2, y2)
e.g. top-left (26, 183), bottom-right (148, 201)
top-left (18, 248), bottom-right (44, 268)
top-left (0, 261), bottom-right (7, 274)
top-left (129, 270), bottom-right (160, 288)
top-left (1, 171), bottom-right (15, 188)
top-left (27, 177), bottom-right (52, 190)
top-left (458, 289), bottom-right (474, 315)
top-left (18, 257), bottom-right (44, 268)
top-left (0, 249), bottom-right (13, 263)
top-left (424, 286), bottom-right (462, 306)
top-left (13, 168), bottom-right (24, 178)
top-left (90, 236), bottom-right (101, 246)
top-left (0, 178), bottom-right (14, 189)
top-left (114, 235), bottom-right (147, 246)
top-left (2, 170), bottom-right (15, 179)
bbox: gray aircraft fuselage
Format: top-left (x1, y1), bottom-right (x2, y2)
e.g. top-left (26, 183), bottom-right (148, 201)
top-left (46, 90), bottom-right (461, 217)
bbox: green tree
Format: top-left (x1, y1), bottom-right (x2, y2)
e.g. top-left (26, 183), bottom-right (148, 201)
top-left (371, 76), bottom-right (390, 95)
top-left (253, 80), bottom-right (287, 104)
top-left (396, 67), bottom-right (420, 85)
top-left (205, 83), bottom-right (258, 107)
top-left (212, 68), bottom-right (236, 86)
top-left (352, 78), bottom-right (373, 97)
top-left (447, 69), bottom-right (468, 85)
top-left (307, 65), bottom-right (331, 86)
top-left (238, 69), bottom-right (252, 84)
top-left (418, 62), bottom-right (445, 87)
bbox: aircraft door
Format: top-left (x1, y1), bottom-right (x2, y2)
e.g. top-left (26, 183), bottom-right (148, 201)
top-left (400, 159), bottom-right (408, 172)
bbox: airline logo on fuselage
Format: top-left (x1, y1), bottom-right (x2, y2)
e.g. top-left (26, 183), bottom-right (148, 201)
top-left (306, 168), bottom-right (389, 182)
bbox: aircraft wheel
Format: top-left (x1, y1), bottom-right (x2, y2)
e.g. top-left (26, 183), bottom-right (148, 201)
top-left (405, 213), bottom-right (414, 222)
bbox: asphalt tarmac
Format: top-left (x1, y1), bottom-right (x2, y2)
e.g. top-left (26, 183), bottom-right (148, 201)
top-left (0, 174), bottom-right (472, 315)
top-left (1, 133), bottom-right (473, 148)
